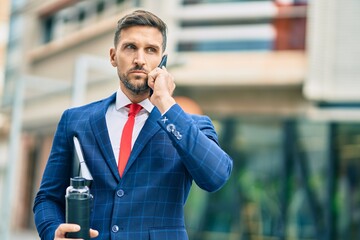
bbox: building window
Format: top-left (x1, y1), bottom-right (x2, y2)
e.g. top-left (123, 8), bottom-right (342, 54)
top-left (178, 17), bottom-right (274, 52)
top-left (39, 0), bottom-right (129, 44)
top-left (178, 40), bottom-right (273, 52)
top-left (177, 1), bottom-right (307, 52)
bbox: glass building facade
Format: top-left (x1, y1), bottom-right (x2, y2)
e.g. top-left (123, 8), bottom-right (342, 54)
top-left (185, 118), bottom-right (360, 240)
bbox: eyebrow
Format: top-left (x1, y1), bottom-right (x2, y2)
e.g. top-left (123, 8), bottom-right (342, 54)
top-left (120, 41), bottom-right (134, 48)
top-left (120, 41), bottom-right (161, 50)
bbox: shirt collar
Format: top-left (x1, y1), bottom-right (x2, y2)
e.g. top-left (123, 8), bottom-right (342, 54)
top-left (115, 88), bottom-right (154, 113)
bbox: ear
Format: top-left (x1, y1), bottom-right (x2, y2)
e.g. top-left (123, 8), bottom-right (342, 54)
top-left (109, 48), bottom-right (117, 67)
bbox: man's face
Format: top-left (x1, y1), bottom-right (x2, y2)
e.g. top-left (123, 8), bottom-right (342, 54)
top-left (110, 26), bottom-right (163, 95)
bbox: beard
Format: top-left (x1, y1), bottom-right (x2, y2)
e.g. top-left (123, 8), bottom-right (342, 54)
top-left (119, 72), bottom-right (150, 95)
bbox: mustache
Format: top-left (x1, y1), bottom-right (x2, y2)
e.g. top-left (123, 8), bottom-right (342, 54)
top-left (129, 65), bottom-right (148, 73)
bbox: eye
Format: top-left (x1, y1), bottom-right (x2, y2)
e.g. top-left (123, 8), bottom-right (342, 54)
top-left (146, 47), bottom-right (157, 54)
top-left (124, 44), bottom-right (136, 50)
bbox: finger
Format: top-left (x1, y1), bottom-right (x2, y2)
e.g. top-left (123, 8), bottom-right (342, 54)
top-left (148, 72), bottom-right (156, 81)
top-left (147, 70), bottom-right (159, 89)
top-left (55, 223), bottom-right (80, 238)
top-left (147, 75), bottom-right (155, 89)
top-left (148, 67), bottom-right (157, 78)
top-left (90, 229), bottom-right (99, 238)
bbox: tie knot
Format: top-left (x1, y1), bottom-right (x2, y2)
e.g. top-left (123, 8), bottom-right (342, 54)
top-left (128, 103), bottom-right (142, 117)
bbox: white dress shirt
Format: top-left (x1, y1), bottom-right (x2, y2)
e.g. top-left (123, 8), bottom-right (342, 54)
top-left (105, 89), bottom-right (154, 166)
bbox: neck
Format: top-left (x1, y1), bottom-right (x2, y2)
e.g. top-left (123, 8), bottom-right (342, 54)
top-left (121, 86), bottom-right (150, 103)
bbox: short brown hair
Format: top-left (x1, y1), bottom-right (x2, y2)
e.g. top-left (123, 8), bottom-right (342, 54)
top-left (114, 10), bottom-right (168, 51)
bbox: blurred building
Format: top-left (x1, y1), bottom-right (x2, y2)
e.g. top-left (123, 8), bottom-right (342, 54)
top-left (0, 0), bottom-right (10, 131)
top-left (0, 0), bottom-right (9, 92)
top-left (0, 0), bottom-right (11, 236)
top-left (1, 0), bottom-right (360, 240)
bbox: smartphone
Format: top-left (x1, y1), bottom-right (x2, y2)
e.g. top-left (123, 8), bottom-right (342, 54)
top-left (158, 54), bottom-right (167, 68)
top-left (149, 55), bottom-right (168, 96)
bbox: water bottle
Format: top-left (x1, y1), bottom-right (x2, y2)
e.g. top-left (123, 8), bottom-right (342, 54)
top-left (65, 177), bottom-right (93, 240)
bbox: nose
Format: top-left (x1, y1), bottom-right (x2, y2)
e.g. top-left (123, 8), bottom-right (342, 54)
top-left (134, 51), bottom-right (146, 66)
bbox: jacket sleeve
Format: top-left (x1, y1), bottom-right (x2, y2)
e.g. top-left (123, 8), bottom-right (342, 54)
top-left (33, 110), bottom-right (73, 240)
top-left (157, 104), bottom-right (233, 192)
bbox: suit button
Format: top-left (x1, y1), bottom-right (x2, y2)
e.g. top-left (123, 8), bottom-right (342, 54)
top-left (166, 124), bottom-right (176, 133)
top-left (112, 225), bottom-right (119, 233)
top-left (117, 189), bottom-right (124, 197)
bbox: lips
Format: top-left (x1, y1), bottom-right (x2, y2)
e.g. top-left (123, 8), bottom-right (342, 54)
top-left (130, 70), bottom-right (147, 75)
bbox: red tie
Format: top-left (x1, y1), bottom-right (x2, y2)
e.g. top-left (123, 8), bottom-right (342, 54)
top-left (118, 103), bottom-right (142, 177)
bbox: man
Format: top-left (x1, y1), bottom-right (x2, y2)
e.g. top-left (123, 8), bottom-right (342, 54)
top-left (33, 10), bottom-right (233, 240)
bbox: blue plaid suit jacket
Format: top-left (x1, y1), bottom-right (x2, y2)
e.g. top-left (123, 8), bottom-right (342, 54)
top-left (33, 93), bottom-right (233, 240)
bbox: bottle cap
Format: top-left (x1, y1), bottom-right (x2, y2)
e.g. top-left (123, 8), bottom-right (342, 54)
top-left (70, 177), bottom-right (86, 188)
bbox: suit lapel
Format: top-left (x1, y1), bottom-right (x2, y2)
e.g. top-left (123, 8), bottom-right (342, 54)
top-left (89, 93), bottom-right (121, 182)
top-left (123, 107), bottom-right (161, 176)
